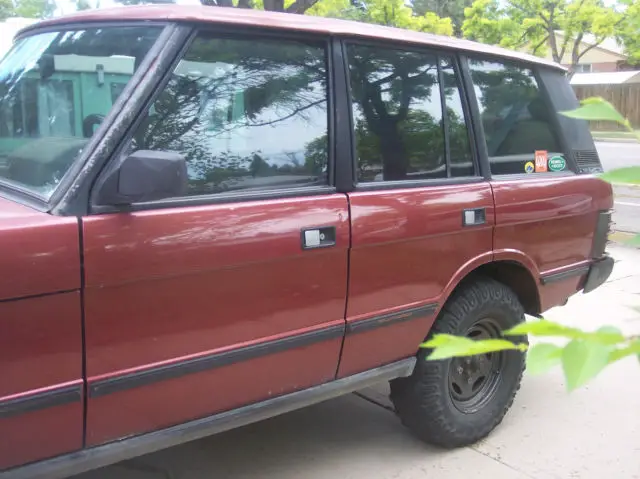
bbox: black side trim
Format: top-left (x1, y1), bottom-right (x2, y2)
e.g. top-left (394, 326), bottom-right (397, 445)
top-left (89, 323), bottom-right (345, 398)
top-left (0, 385), bottom-right (82, 419)
top-left (540, 265), bottom-right (590, 285)
top-left (3, 358), bottom-right (415, 479)
top-left (347, 303), bottom-right (438, 334)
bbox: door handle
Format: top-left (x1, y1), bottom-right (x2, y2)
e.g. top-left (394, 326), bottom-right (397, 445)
top-left (462, 208), bottom-right (486, 226)
top-left (301, 226), bottom-right (336, 250)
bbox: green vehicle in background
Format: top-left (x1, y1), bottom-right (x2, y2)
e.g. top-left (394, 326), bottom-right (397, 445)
top-left (0, 45), bottom-right (133, 195)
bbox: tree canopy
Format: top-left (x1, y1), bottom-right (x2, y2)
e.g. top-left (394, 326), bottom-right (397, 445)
top-left (462, 0), bottom-right (640, 71)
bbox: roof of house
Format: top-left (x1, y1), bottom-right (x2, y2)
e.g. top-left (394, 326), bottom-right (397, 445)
top-left (16, 5), bottom-right (565, 70)
top-left (555, 31), bottom-right (627, 59)
top-left (570, 70), bottom-right (640, 85)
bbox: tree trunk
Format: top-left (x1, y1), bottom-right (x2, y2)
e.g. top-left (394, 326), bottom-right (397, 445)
top-left (379, 122), bottom-right (408, 181)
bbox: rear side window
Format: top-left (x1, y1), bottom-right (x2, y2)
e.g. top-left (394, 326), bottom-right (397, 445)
top-left (126, 33), bottom-right (329, 197)
top-left (467, 59), bottom-right (565, 175)
top-left (347, 44), bottom-right (475, 183)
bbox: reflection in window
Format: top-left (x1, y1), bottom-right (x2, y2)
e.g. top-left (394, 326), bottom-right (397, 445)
top-left (468, 60), bottom-right (561, 175)
top-left (130, 35), bottom-right (329, 196)
top-left (0, 26), bottom-right (161, 197)
top-left (440, 58), bottom-right (474, 177)
top-left (348, 45), bottom-right (445, 182)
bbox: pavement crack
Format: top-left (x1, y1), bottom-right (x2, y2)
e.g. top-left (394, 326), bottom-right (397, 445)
top-left (353, 391), bottom-right (396, 413)
top-left (469, 446), bottom-right (539, 479)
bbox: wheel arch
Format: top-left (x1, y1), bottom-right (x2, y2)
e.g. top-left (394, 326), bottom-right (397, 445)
top-left (442, 254), bottom-right (542, 317)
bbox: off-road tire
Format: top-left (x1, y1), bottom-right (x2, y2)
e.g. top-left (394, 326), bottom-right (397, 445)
top-left (389, 277), bottom-right (528, 448)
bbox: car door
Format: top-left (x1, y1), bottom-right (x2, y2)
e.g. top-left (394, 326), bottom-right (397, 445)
top-left (81, 30), bottom-right (349, 446)
top-left (337, 43), bottom-right (495, 377)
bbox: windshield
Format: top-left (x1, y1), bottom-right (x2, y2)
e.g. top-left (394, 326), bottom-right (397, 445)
top-left (0, 25), bottom-right (163, 199)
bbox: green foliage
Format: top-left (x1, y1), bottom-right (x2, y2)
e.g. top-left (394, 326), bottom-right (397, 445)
top-left (74, 0), bottom-right (92, 10)
top-left (0, 0), bottom-right (13, 20)
top-left (461, 0), bottom-right (637, 71)
top-left (422, 318), bottom-right (639, 392)
top-left (13, 0), bottom-right (56, 18)
top-left (411, 0), bottom-right (472, 36)
top-left (308, 0), bottom-right (454, 35)
top-left (561, 97), bottom-right (639, 142)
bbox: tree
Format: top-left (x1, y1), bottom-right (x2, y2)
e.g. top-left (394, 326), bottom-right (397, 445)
top-left (308, 0), bottom-right (453, 35)
top-left (74, 0), bottom-right (93, 10)
top-left (618, 0), bottom-right (640, 65)
top-left (410, 0), bottom-right (473, 36)
top-left (0, 0), bottom-right (14, 21)
top-left (13, 0), bottom-right (56, 18)
top-left (462, 0), bottom-right (631, 73)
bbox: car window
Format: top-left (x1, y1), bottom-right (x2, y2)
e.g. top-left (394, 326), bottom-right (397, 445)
top-left (467, 59), bottom-right (565, 175)
top-left (347, 45), bottom-right (476, 183)
top-left (0, 27), bottom-right (162, 199)
top-left (127, 33), bottom-right (329, 197)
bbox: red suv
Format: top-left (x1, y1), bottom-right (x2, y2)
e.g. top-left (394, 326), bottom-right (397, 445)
top-left (0, 7), bottom-right (613, 478)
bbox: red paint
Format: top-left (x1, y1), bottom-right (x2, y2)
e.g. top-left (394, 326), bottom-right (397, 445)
top-left (0, 291), bottom-right (83, 470)
top-left (86, 337), bottom-right (341, 445)
top-left (0, 197), bottom-right (79, 301)
top-left (338, 183), bottom-right (494, 377)
top-left (0, 401), bottom-right (83, 470)
top-left (81, 195), bottom-right (349, 443)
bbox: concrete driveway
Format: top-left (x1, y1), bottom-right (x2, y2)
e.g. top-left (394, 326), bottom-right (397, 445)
top-left (75, 244), bottom-right (640, 479)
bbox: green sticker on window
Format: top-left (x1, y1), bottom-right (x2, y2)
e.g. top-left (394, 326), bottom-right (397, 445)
top-left (549, 156), bottom-right (566, 172)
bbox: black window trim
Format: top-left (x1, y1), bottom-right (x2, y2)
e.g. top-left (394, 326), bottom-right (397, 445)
top-left (461, 53), bottom-right (575, 180)
top-left (87, 25), bottom-right (338, 215)
top-left (341, 38), bottom-right (483, 192)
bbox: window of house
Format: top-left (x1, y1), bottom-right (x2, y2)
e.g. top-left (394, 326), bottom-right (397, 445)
top-left (467, 59), bottom-right (564, 175)
top-left (347, 44), bottom-right (475, 183)
top-left (574, 64), bottom-right (592, 73)
top-left (126, 33), bottom-right (329, 197)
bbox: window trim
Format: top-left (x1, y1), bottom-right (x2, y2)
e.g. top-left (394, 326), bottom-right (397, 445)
top-left (88, 25), bottom-right (337, 214)
top-left (342, 39), bottom-right (482, 191)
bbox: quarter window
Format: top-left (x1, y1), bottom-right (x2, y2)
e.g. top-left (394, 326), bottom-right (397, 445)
top-left (467, 59), bottom-right (563, 175)
top-left (127, 33), bottom-right (329, 197)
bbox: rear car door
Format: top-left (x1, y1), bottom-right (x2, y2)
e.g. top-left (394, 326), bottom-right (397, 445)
top-left (337, 43), bottom-right (495, 377)
top-left (81, 30), bottom-right (349, 446)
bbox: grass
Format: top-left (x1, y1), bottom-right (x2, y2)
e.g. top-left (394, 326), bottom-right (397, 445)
top-left (600, 166), bottom-right (640, 185)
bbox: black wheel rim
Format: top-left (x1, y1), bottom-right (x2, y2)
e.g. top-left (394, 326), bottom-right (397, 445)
top-left (448, 318), bottom-right (504, 414)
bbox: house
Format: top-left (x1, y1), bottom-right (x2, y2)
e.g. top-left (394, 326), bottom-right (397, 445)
top-left (544, 31), bottom-right (629, 73)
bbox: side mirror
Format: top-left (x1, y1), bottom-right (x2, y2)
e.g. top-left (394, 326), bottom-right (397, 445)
top-left (96, 150), bottom-right (188, 206)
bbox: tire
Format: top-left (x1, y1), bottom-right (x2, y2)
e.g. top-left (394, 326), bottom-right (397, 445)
top-left (389, 277), bottom-right (528, 448)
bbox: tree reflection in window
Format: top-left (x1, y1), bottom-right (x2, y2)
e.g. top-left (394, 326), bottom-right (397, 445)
top-left (347, 45), bottom-right (445, 183)
top-left (131, 35), bottom-right (329, 196)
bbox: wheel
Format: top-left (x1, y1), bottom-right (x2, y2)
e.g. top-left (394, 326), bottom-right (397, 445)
top-left (389, 277), bottom-right (528, 448)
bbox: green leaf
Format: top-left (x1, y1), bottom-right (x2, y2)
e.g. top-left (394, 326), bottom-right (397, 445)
top-left (609, 339), bottom-right (640, 364)
top-left (592, 326), bottom-right (626, 345)
top-left (560, 98), bottom-right (628, 126)
top-left (526, 343), bottom-right (563, 375)
top-left (422, 335), bottom-right (526, 361)
top-left (561, 339), bottom-right (611, 391)
top-left (503, 319), bottom-right (584, 339)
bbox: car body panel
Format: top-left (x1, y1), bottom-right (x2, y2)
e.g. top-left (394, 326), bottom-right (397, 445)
top-left (81, 194), bottom-right (349, 444)
top-left (0, 196), bottom-right (79, 301)
top-left (337, 182), bottom-right (495, 377)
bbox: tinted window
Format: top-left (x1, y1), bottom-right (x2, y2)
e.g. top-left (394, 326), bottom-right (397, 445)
top-left (348, 45), bottom-right (445, 182)
top-left (128, 34), bottom-right (329, 197)
top-left (468, 59), bottom-right (563, 175)
top-left (0, 27), bottom-right (162, 198)
top-left (441, 58), bottom-right (474, 177)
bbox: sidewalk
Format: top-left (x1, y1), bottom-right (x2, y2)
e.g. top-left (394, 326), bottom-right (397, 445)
top-left (77, 245), bottom-right (640, 479)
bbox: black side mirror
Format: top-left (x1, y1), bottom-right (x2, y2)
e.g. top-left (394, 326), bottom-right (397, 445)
top-left (96, 150), bottom-right (188, 206)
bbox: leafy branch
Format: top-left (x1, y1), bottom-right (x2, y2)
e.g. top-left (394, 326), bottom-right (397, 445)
top-left (421, 319), bottom-right (640, 392)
